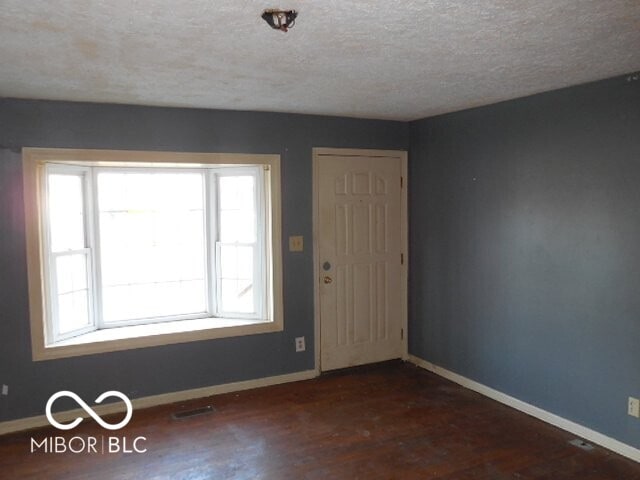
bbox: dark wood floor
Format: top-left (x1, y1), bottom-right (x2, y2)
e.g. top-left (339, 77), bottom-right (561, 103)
top-left (1, 361), bottom-right (639, 479)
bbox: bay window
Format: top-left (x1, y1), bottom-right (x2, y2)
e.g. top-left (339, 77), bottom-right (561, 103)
top-left (23, 149), bottom-right (283, 360)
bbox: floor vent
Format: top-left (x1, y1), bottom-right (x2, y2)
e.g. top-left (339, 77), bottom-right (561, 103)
top-left (171, 405), bottom-right (215, 420)
top-left (569, 438), bottom-right (595, 451)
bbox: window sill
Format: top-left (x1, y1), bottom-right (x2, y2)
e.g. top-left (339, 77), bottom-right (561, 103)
top-left (35, 317), bottom-right (282, 361)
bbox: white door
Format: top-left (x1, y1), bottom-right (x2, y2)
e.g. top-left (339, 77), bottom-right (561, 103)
top-left (316, 151), bottom-right (405, 371)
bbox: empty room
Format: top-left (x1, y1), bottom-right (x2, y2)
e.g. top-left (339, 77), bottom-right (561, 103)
top-left (1, 1), bottom-right (639, 478)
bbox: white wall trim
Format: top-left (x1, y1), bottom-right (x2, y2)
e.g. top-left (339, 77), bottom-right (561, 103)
top-left (0, 369), bottom-right (317, 436)
top-left (408, 355), bottom-right (640, 463)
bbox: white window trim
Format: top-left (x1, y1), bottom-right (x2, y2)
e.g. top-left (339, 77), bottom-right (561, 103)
top-left (88, 165), bottom-right (216, 330)
top-left (42, 164), bottom-right (98, 343)
top-left (210, 166), bottom-right (267, 321)
top-left (23, 148), bottom-right (284, 361)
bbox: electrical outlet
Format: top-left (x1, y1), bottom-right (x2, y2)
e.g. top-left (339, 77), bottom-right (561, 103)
top-left (1, 384), bottom-right (8, 396)
top-left (295, 336), bottom-right (306, 352)
top-left (628, 397), bottom-right (640, 418)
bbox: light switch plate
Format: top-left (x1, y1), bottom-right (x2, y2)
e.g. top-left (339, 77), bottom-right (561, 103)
top-left (289, 235), bottom-right (303, 252)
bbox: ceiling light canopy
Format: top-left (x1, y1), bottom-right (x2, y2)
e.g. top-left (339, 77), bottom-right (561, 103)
top-left (262, 9), bottom-right (298, 32)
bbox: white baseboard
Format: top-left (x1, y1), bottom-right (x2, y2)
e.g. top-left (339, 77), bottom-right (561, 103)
top-left (408, 355), bottom-right (640, 463)
top-left (0, 369), bottom-right (318, 436)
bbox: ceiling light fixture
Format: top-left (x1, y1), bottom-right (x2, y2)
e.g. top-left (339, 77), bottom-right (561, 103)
top-left (262, 9), bottom-right (298, 32)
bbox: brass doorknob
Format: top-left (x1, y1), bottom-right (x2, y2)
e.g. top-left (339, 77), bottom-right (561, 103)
top-left (323, 276), bottom-right (333, 284)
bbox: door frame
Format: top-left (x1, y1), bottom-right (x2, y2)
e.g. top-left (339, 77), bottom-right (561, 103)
top-left (312, 147), bottom-right (408, 373)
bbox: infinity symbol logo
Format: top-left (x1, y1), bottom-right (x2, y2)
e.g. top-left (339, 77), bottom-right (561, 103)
top-left (45, 391), bottom-right (133, 431)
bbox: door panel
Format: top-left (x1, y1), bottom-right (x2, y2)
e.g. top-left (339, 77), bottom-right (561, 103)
top-left (318, 154), bottom-right (403, 371)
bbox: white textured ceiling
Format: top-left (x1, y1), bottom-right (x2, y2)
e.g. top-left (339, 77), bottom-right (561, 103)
top-left (0, 1), bottom-right (639, 121)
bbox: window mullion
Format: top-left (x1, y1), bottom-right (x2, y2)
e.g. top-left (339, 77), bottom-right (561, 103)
top-left (42, 165), bottom-right (57, 343)
top-left (48, 248), bottom-right (60, 342)
top-left (207, 170), bottom-right (219, 316)
top-left (88, 167), bottom-right (103, 330)
top-left (255, 167), bottom-right (267, 320)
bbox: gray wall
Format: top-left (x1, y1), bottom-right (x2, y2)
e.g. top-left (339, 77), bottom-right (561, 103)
top-left (409, 74), bottom-right (640, 448)
top-left (0, 99), bottom-right (408, 420)
top-left (3, 74), bottom-right (639, 452)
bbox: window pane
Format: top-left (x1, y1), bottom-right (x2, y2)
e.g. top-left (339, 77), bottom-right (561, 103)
top-left (102, 280), bottom-right (206, 321)
top-left (97, 171), bottom-right (207, 322)
top-left (220, 280), bottom-right (254, 314)
top-left (55, 254), bottom-right (90, 334)
top-left (218, 176), bottom-right (256, 243)
top-left (219, 245), bottom-right (254, 313)
top-left (56, 254), bottom-right (88, 294)
top-left (48, 174), bottom-right (85, 252)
